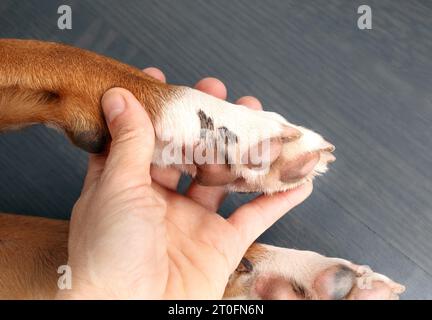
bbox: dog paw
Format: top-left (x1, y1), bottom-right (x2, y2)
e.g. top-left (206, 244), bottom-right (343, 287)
top-left (224, 244), bottom-right (405, 300)
top-left (153, 87), bottom-right (335, 193)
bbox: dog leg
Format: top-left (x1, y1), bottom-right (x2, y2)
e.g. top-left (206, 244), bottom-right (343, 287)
top-left (0, 39), bottom-right (334, 193)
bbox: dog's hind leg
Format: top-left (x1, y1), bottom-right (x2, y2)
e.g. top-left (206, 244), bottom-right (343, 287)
top-left (0, 213), bottom-right (68, 299)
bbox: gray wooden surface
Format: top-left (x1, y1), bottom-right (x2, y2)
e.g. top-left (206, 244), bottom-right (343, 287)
top-left (1, 0), bottom-right (431, 299)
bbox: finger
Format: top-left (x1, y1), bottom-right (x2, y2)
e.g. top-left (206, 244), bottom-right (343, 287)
top-left (143, 67), bottom-right (166, 83)
top-left (81, 153), bottom-right (107, 193)
top-left (236, 96), bottom-right (263, 110)
top-left (142, 68), bottom-right (182, 190)
top-left (150, 165), bottom-right (182, 190)
top-left (186, 78), bottom-right (228, 210)
top-left (187, 93), bottom-right (264, 210)
top-left (229, 181), bottom-right (313, 249)
top-left (101, 88), bottom-right (155, 186)
top-left (194, 77), bottom-right (227, 100)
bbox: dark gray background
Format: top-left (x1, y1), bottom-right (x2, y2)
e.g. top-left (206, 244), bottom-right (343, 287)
top-left (1, 0), bottom-right (431, 299)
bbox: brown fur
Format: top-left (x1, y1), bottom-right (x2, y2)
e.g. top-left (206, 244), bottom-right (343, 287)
top-left (0, 213), bottom-right (268, 299)
top-left (0, 39), bottom-right (179, 152)
top-left (0, 213), bottom-right (68, 299)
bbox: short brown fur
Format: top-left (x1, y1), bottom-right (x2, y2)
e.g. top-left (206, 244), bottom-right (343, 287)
top-left (0, 214), bottom-right (68, 299)
top-left (0, 39), bottom-right (179, 152)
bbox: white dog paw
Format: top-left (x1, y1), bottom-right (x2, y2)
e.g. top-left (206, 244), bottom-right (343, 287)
top-left (153, 87), bottom-right (335, 193)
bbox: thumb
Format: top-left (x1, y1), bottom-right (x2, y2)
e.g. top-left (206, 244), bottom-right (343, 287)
top-left (101, 87), bottom-right (155, 185)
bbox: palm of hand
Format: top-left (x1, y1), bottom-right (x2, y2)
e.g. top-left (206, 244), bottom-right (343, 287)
top-left (154, 184), bottom-right (242, 299)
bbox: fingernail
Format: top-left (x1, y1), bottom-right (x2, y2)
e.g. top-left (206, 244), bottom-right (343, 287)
top-left (102, 92), bottom-right (126, 124)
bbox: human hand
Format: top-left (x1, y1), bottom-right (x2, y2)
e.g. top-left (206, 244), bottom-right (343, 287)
top-left (57, 68), bottom-right (312, 299)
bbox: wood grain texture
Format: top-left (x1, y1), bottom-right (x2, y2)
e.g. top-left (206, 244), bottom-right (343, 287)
top-left (0, 0), bottom-right (431, 299)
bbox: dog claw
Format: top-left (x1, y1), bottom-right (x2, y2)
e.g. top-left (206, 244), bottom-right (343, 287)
top-left (281, 125), bottom-right (302, 142)
top-left (321, 141), bottom-right (336, 152)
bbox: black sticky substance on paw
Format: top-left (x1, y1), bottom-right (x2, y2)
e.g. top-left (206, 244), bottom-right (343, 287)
top-left (198, 109), bottom-right (214, 130)
top-left (197, 110), bottom-right (238, 144)
top-left (218, 126), bottom-right (238, 144)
